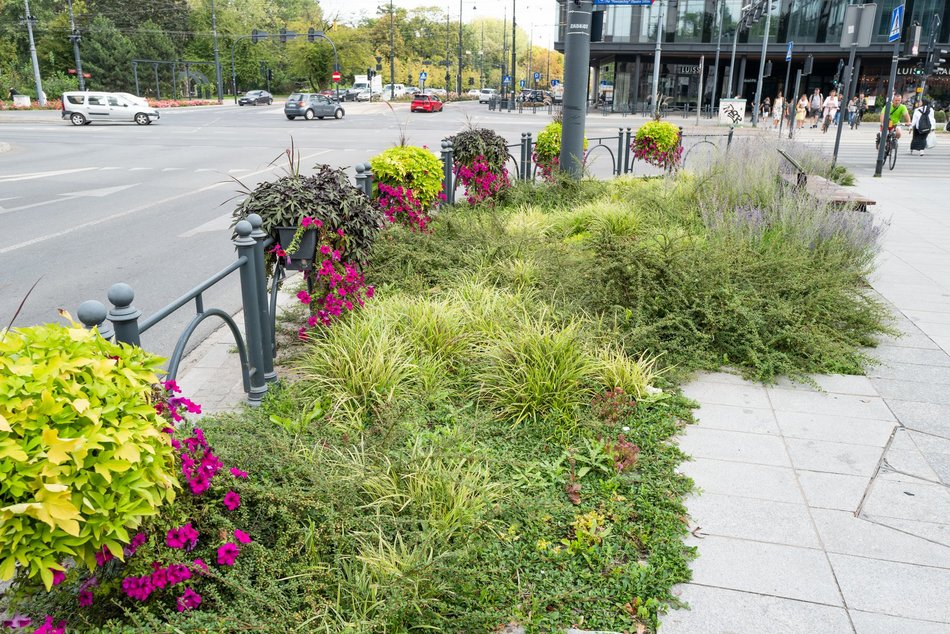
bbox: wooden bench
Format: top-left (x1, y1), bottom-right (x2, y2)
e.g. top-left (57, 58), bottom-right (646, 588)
top-left (777, 148), bottom-right (876, 213)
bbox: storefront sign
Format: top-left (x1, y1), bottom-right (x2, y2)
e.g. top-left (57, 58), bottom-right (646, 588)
top-left (673, 65), bottom-right (702, 75)
top-left (593, 0), bottom-right (654, 5)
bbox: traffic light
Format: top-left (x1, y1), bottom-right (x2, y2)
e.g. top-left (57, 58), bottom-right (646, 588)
top-left (802, 54), bottom-right (814, 75)
top-left (308, 28), bottom-right (324, 42)
top-left (279, 28), bottom-right (288, 43)
top-left (267, 69), bottom-right (273, 81)
top-left (764, 60), bottom-right (772, 77)
top-left (926, 49), bottom-right (948, 74)
top-left (913, 63), bottom-right (924, 75)
top-left (251, 29), bottom-right (268, 43)
top-left (468, 77), bottom-right (475, 86)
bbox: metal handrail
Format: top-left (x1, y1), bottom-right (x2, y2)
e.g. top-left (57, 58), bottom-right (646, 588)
top-left (139, 258), bottom-right (245, 334)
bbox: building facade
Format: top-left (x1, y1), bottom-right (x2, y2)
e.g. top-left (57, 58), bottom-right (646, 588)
top-left (555, 0), bottom-right (950, 113)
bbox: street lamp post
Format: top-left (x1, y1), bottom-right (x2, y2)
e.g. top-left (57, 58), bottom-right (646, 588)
top-left (23, 0), bottom-right (45, 106)
top-left (66, 0), bottom-right (84, 91)
top-left (751, 0), bottom-right (773, 126)
top-left (710, 0), bottom-right (724, 115)
top-left (650, 0), bottom-right (666, 114)
top-left (510, 0), bottom-right (517, 108)
top-left (390, 0), bottom-right (396, 100)
top-left (210, 0), bottom-right (224, 103)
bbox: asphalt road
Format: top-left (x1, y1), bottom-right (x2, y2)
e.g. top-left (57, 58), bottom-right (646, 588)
top-left (0, 100), bottom-right (633, 358)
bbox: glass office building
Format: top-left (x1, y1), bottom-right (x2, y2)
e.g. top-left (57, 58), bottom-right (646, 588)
top-left (555, 0), bottom-right (950, 112)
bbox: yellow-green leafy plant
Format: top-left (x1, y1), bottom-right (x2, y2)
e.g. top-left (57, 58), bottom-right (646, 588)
top-left (533, 121), bottom-right (588, 181)
top-left (370, 146), bottom-right (446, 231)
top-left (632, 120), bottom-right (683, 170)
top-left (0, 322), bottom-right (178, 588)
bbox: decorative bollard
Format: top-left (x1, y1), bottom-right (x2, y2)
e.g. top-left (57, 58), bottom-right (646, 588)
top-left (616, 128), bottom-right (624, 176)
top-left (441, 141), bottom-right (455, 205)
top-left (107, 283), bottom-right (142, 346)
top-left (524, 132), bottom-right (533, 181)
top-left (727, 126), bottom-right (735, 149)
top-left (624, 128), bottom-right (633, 174)
top-left (77, 300), bottom-right (114, 341)
top-left (233, 220), bottom-right (268, 405)
top-left (247, 213), bottom-right (276, 383)
top-left (355, 162), bottom-right (374, 199)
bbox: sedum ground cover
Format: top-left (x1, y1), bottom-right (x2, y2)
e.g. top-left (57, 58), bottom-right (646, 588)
top-left (6, 140), bottom-right (891, 633)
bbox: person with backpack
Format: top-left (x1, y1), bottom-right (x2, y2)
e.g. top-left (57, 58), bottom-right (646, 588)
top-left (911, 98), bottom-right (936, 156)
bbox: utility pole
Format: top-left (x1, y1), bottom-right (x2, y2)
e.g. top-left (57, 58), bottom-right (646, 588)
top-left (511, 0), bottom-right (517, 108)
top-left (390, 0), bottom-right (396, 100)
top-left (210, 0), bottom-right (223, 103)
top-left (920, 14), bottom-right (941, 98)
top-left (66, 0), bottom-right (84, 91)
top-left (751, 0), bottom-right (773, 126)
top-left (875, 4), bottom-right (904, 177)
top-left (650, 0), bottom-right (666, 114)
top-left (502, 8), bottom-right (508, 99)
top-left (23, 0), bottom-right (45, 106)
top-left (560, 0), bottom-right (593, 179)
top-left (710, 0), bottom-right (723, 115)
top-left (457, 0), bottom-right (464, 95)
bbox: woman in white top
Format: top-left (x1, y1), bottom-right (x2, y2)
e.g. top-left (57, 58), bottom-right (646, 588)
top-left (821, 90), bottom-right (839, 133)
top-left (772, 95), bottom-right (784, 129)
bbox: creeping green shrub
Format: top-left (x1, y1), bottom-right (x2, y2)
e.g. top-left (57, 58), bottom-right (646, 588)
top-left (533, 121), bottom-right (588, 180)
top-left (0, 322), bottom-right (178, 588)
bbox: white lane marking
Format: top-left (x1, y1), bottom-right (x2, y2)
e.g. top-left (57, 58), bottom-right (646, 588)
top-left (179, 211), bottom-right (233, 238)
top-left (0, 184), bottom-right (139, 216)
top-left (162, 167), bottom-right (184, 171)
top-left (0, 167), bottom-right (99, 183)
top-left (100, 167), bottom-right (122, 171)
top-left (0, 150), bottom-right (332, 254)
top-left (228, 168), bottom-right (249, 173)
top-left (128, 167), bottom-right (152, 171)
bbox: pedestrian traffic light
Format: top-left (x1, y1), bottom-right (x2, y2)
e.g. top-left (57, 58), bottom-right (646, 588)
top-left (803, 54), bottom-right (814, 75)
top-left (279, 28), bottom-right (288, 43)
top-left (913, 63), bottom-right (924, 75)
top-left (251, 29), bottom-right (268, 43)
top-left (468, 77), bottom-right (475, 86)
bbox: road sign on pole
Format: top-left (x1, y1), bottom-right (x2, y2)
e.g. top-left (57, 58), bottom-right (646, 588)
top-left (519, 79), bottom-right (525, 88)
top-left (551, 79), bottom-right (560, 86)
top-left (786, 41), bottom-right (794, 62)
top-left (534, 72), bottom-right (541, 81)
top-left (332, 71), bottom-right (341, 82)
top-left (888, 4), bottom-right (904, 43)
top-left (419, 71), bottom-right (428, 81)
top-left (503, 75), bottom-right (511, 84)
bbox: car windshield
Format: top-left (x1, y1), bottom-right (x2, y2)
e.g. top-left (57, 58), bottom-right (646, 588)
top-left (288, 93), bottom-right (303, 101)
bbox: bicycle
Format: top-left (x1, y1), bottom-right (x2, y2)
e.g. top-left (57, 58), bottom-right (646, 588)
top-left (878, 126), bottom-right (904, 171)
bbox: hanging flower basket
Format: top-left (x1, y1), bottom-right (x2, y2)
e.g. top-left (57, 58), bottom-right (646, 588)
top-left (275, 226), bottom-right (317, 271)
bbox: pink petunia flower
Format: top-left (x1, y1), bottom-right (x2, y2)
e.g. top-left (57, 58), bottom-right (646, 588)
top-left (223, 491), bottom-right (241, 511)
top-left (297, 290), bottom-right (312, 304)
top-left (176, 588), bottom-right (202, 612)
top-left (217, 542), bottom-right (240, 566)
top-left (78, 590), bottom-right (94, 607)
top-left (32, 616), bottom-right (65, 634)
top-left (166, 523), bottom-right (199, 550)
top-left (230, 467), bottom-right (249, 479)
top-left (234, 529), bottom-right (252, 544)
top-left (50, 569), bottom-right (66, 586)
top-left (192, 558), bottom-right (209, 574)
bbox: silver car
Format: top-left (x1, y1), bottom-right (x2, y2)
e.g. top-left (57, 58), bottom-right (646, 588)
top-left (284, 93), bottom-right (345, 120)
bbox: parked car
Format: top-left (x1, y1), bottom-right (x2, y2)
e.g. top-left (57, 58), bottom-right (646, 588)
top-left (284, 93), bottom-right (345, 120)
top-left (429, 88), bottom-right (448, 97)
top-left (465, 89), bottom-right (480, 98)
top-left (355, 90), bottom-right (380, 102)
top-left (238, 90), bottom-right (273, 106)
top-left (410, 93), bottom-right (444, 113)
top-left (382, 84), bottom-right (407, 100)
top-left (61, 91), bottom-right (161, 126)
top-left (478, 88), bottom-right (498, 104)
top-left (519, 89), bottom-right (553, 105)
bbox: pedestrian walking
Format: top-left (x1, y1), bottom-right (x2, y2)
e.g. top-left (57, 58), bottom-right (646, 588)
top-left (772, 94), bottom-right (784, 129)
top-left (910, 98), bottom-right (936, 156)
top-left (760, 97), bottom-right (771, 122)
top-left (796, 94), bottom-right (808, 129)
top-left (847, 97), bottom-right (858, 128)
top-left (810, 88), bottom-right (824, 128)
top-left (853, 92), bottom-right (867, 129)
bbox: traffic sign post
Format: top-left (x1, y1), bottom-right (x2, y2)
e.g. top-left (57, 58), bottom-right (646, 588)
top-left (519, 79), bottom-right (526, 88)
top-left (420, 71), bottom-right (428, 92)
top-left (503, 75), bottom-right (511, 84)
top-left (876, 3), bottom-right (905, 176)
top-left (533, 71), bottom-right (541, 87)
top-left (785, 41), bottom-right (793, 62)
top-left (332, 71), bottom-right (341, 82)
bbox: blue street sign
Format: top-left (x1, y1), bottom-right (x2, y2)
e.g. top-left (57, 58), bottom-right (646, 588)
top-left (786, 41), bottom-right (793, 62)
top-left (600, 79), bottom-right (607, 86)
top-left (519, 79), bottom-right (526, 88)
top-left (551, 79), bottom-right (560, 86)
top-left (503, 75), bottom-right (511, 84)
top-left (888, 4), bottom-right (904, 43)
top-left (534, 72), bottom-right (541, 81)
top-left (593, 0), bottom-right (653, 4)
top-left (419, 71), bottom-right (428, 81)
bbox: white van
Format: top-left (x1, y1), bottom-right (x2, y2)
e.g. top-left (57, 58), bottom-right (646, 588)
top-left (381, 84), bottom-right (407, 100)
top-left (62, 91), bottom-right (160, 126)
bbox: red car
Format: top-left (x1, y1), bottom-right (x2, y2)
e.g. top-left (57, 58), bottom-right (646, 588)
top-left (410, 93), bottom-right (444, 113)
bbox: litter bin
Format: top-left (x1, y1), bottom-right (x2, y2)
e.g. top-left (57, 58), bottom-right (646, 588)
top-left (12, 95), bottom-right (31, 108)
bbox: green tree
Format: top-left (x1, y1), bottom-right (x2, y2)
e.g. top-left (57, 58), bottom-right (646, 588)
top-left (81, 15), bottom-right (135, 90)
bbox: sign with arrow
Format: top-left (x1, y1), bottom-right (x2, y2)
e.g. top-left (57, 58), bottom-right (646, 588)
top-left (786, 41), bottom-right (794, 62)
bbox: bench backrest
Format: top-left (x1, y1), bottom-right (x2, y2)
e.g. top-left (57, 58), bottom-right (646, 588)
top-left (777, 148), bottom-right (807, 187)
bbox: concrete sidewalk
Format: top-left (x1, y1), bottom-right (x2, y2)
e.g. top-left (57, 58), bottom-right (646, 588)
top-left (662, 139), bottom-right (950, 632)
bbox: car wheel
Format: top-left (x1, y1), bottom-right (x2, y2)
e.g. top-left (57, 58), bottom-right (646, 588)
top-left (286, 115), bottom-right (296, 120)
top-left (317, 116), bottom-right (325, 120)
top-left (134, 113), bottom-right (150, 125)
top-left (334, 109), bottom-right (343, 119)
top-left (239, 102), bottom-right (244, 106)
top-left (304, 109), bottom-right (315, 120)
top-left (268, 98), bottom-right (273, 105)
top-left (69, 112), bottom-right (86, 126)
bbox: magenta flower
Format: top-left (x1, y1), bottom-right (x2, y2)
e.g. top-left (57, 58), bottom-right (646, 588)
top-left (366, 286), bottom-right (375, 298)
top-left (298, 327), bottom-right (309, 341)
top-left (230, 467), bottom-right (249, 479)
top-left (301, 216), bottom-right (316, 228)
top-left (217, 542), bottom-right (239, 566)
top-left (32, 616), bottom-right (65, 634)
top-left (319, 244), bottom-right (332, 255)
top-left (192, 558), bottom-right (209, 574)
top-left (223, 491), bottom-right (241, 511)
top-left (297, 290), bottom-right (312, 304)
top-left (337, 228), bottom-right (345, 236)
top-left (94, 546), bottom-right (114, 567)
top-left (176, 588), bottom-right (202, 612)
top-left (78, 590), bottom-right (94, 607)
top-left (167, 563), bottom-right (192, 585)
top-left (125, 532), bottom-right (147, 557)
top-left (50, 568), bottom-right (66, 586)
top-left (2, 615), bottom-right (31, 628)
top-left (166, 523), bottom-right (199, 551)
top-left (151, 566), bottom-right (169, 589)
top-left (234, 529), bottom-right (252, 544)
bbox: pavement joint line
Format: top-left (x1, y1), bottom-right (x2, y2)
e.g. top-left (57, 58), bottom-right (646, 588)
top-left (878, 461), bottom-right (948, 488)
top-left (681, 581), bottom-right (849, 610)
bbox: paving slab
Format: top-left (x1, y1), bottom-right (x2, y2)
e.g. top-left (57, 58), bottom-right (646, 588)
top-left (849, 611), bottom-right (950, 634)
top-left (661, 584), bottom-right (852, 634)
top-left (685, 535), bottom-right (843, 606)
top-left (796, 471), bottom-right (871, 512)
top-left (773, 374), bottom-right (878, 396)
top-left (685, 492), bottom-right (820, 548)
top-left (870, 399), bottom-right (950, 436)
top-left (692, 403), bottom-right (780, 435)
top-left (680, 381), bottom-right (772, 409)
top-left (881, 448), bottom-right (942, 483)
top-left (872, 378), bottom-right (950, 405)
top-left (676, 427), bottom-right (791, 467)
top-left (773, 411), bottom-right (895, 447)
top-left (867, 345), bottom-right (950, 368)
top-left (811, 509), bottom-right (950, 568)
top-left (860, 476), bottom-right (950, 524)
top-left (785, 437), bottom-right (885, 478)
top-left (861, 515), bottom-right (950, 549)
top-left (829, 553), bottom-right (950, 623)
top-left (678, 459), bottom-right (803, 504)
top-left (766, 387), bottom-right (895, 421)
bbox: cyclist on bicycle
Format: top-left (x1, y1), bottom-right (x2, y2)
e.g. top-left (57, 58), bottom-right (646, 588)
top-left (877, 93), bottom-right (911, 147)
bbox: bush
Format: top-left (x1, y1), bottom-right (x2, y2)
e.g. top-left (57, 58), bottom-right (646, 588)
top-left (862, 112), bottom-right (879, 123)
top-left (633, 120), bottom-right (683, 169)
top-left (40, 72), bottom-right (79, 101)
top-left (936, 109), bottom-right (947, 123)
top-left (370, 145), bottom-right (445, 231)
top-left (0, 322), bottom-right (177, 588)
top-left (448, 127), bottom-right (512, 204)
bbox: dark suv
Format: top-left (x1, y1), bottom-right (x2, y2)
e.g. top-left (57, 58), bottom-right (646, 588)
top-left (284, 93), bottom-right (345, 120)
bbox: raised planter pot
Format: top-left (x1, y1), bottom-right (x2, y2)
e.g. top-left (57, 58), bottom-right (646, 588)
top-left (275, 226), bottom-right (317, 272)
